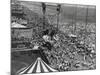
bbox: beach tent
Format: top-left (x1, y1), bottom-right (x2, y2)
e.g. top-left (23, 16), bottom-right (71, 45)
top-left (17, 57), bottom-right (57, 75)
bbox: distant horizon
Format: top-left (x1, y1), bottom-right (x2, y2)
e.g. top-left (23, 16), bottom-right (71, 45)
top-left (11, 0), bottom-right (96, 5)
top-left (11, 0), bottom-right (96, 24)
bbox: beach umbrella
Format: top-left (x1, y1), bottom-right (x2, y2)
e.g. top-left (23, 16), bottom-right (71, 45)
top-left (17, 57), bottom-right (57, 75)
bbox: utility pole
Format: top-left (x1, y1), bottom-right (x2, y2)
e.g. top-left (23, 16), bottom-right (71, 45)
top-left (84, 6), bottom-right (88, 39)
top-left (85, 6), bottom-right (88, 30)
top-left (56, 4), bottom-right (61, 32)
top-left (74, 5), bottom-right (77, 34)
top-left (42, 3), bottom-right (46, 29)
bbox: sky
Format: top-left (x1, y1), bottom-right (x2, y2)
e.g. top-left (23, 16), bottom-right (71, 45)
top-left (14, 0), bottom-right (96, 5)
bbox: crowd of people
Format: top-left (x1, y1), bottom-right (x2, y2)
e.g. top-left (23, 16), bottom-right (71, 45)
top-left (11, 20), bottom-right (96, 71)
top-left (34, 28), bottom-right (96, 71)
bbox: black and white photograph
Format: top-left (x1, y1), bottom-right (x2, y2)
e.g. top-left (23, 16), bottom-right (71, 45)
top-left (11, 0), bottom-right (96, 75)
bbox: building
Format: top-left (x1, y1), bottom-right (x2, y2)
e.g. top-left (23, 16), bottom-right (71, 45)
top-left (11, 22), bottom-right (33, 48)
top-left (11, 22), bottom-right (33, 39)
